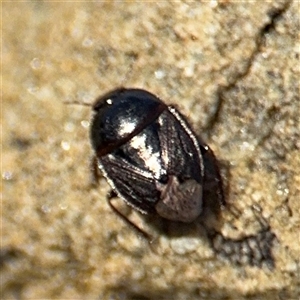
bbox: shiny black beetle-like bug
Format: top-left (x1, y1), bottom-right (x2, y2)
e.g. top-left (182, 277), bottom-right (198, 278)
top-left (90, 88), bottom-right (221, 223)
top-left (82, 87), bottom-right (277, 268)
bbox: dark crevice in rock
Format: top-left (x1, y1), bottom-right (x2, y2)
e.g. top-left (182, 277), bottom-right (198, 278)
top-left (204, 1), bottom-right (292, 133)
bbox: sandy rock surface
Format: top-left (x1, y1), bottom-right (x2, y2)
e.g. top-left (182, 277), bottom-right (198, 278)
top-left (2, 1), bottom-right (299, 299)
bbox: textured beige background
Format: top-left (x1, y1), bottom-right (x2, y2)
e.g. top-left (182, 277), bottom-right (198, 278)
top-left (2, 1), bottom-right (299, 299)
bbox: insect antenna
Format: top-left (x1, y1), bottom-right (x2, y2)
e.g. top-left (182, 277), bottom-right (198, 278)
top-left (64, 100), bottom-right (92, 107)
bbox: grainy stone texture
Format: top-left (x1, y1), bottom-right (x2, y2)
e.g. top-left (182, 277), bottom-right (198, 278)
top-left (2, 1), bottom-right (299, 299)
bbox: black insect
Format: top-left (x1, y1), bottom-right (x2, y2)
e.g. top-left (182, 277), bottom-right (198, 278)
top-left (90, 88), bottom-right (224, 226)
top-left (70, 87), bottom-right (276, 268)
